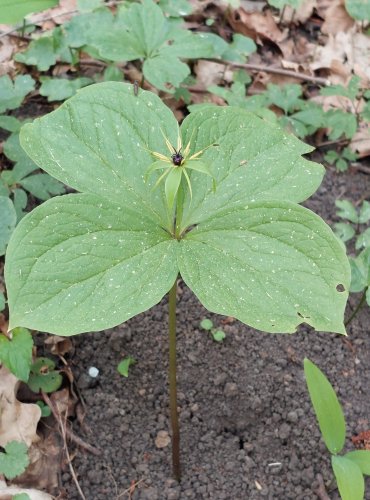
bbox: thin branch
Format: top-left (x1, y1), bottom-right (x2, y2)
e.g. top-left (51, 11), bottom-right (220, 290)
top-left (42, 392), bottom-right (86, 500)
top-left (200, 58), bottom-right (331, 86)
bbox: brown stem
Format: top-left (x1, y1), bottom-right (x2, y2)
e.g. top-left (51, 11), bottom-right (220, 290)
top-left (168, 279), bottom-right (180, 481)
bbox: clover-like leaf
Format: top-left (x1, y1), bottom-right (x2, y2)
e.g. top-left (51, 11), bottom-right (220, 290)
top-left (6, 82), bottom-right (349, 337)
top-left (0, 441), bottom-right (29, 480)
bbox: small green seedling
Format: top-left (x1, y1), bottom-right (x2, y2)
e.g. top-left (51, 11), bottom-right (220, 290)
top-left (27, 357), bottom-right (63, 394)
top-left (304, 358), bottom-right (370, 500)
top-left (324, 147), bottom-right (358, 172)
top-left (200, 318), bottom-right (226, 342)
top-left (334, 199), bottom-right (370, 249)
top-left (117, 356), bottom-right (136, 378)
top-left (12, 493), bottom-right (32, 500)
top-left (0, 441), bottom-right (29, 480)
top-left (5, 82), bottom-right (350, 480)
top-left (36, 400), bottom-right (52, 417)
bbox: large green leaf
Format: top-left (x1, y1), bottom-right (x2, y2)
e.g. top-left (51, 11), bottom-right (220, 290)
top-left (179, 106), bottom-right (325, 229)
top-left (20, 82), bottom-right (179, 230)
top-left (6, 194), bottom-right (178, 335)
top-left (178, 206), bottom-right (349, 334)
top-left (304, 359), bottom-right (346, 454)
top-left (0, 0), bottom-right (58, 24)
top-left (0, 75), bottom-right (35, 114)
top-left (345, 0), bottom-right (370, 20)
top-left (0, 196), bottom-right (17, 256)
top-left (332, 455), bottom-right (364, 500)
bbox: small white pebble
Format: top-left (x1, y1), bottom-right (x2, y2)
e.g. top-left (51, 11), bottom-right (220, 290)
top-left (88, 367), bottom-right (99, 378)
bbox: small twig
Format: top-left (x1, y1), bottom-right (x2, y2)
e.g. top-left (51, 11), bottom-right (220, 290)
top-left (201, 58), bottom-right (331, 86)
top-left (350, 163), bottom-right (370, 175)
top-left (345, 288), bottom-right (368, 327)
top-left (42, 392), bottom-right (101, 456)
top-left (116, 478), bottom-right (145, 499)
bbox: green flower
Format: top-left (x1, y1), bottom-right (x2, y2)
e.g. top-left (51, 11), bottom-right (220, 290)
top-left (145, 130), bottom-right (217, 209)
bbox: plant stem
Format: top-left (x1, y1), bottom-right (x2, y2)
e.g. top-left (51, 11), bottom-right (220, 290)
top-left (168, 278), bottom-right (181, 481)
top-left (345, 287), bottom-right (368, 327)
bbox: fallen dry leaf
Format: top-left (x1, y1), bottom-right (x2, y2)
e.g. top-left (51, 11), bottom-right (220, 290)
top-left (0, 480), bottom-right (53, 500)
top-left (44, 335), bottom-right (73, 356)
top-left (279, 0), bottom-right (317, 24)
top-left (321, 0), bottom-right (355, 34)
top-left (0, 366), bottom-right (41, 448)
top-left (228, 8), bottom-right (285, 49)
top-left (193, 60), bottom-right (230, 88)
top-left (28, 0), bottom-right (77, 26)
top-left (350, 121), bottom-right (370, 158)
top-left (310, 29), bottom-right (370, 83)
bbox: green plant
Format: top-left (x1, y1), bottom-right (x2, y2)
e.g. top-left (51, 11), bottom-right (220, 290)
top-left (27, 357), bottom-right (63, 393)
top-left (304, 358), bottom-right (370, 500)
top-left (267, 0), bottom-right (304, 8)
top-left (345, 0), bottom-right (370, 21)
top-left (36, 400), bottom-right (52, 417)
top-left (0, 327), bottom-right (33, 382)
top-left (324, 147), bottom-right (358, 172)
top-left (0, 441), bottom-right (29, 480)
top-left (0, 0), bottom-right (58, 25)
top-left (5, 82), bottom-right (350, 479)
top-left (117, 356), bottom-right (136, 377)
top-left (200, 318), bottom-right (226, 342)
top-left (334, 200), bottom-right (370, 249)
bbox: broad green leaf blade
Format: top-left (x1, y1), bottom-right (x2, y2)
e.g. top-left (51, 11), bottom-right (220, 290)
top-left (19, 173), bottom-right (66, 201)
top-left (5, 193), bottom-right (178, 335)
top-left (39, 76), bottom-right (93, 102)
top-left (178, 203), bottom-right (350, 334)
top-left (0, 328), bottom-right (33, 382)
top-left (0, 0), bottom-right (58, 24)
top-left (332, 455), bottom-right (364, 500)
top-left (20, 82), bottom-right (179, 230)
top-left (0, 196), bottom-right (17, 256)
top-left (117, 356), bottom-right (136, 377)
top-left (345, 0), bottom-right (370, 20)
top-left (349, 249), bottom-right (370, 292)
top-left (179, 106), bottom-right (324, 229)
top-left (345, 450), bottom-right (370, 476)
top-left (336, 200), bottom-right (359, 223)
top-left (304, 359), bottom-right (346, 454)
top-left (0, 441), bottom-right (29, 480)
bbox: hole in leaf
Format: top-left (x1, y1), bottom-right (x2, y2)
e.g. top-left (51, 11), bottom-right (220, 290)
top-left (336, 284), bottom-right (345, 292)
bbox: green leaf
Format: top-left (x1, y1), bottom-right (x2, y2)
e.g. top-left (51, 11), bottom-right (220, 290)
top-left (15, 28), bottom-right (72, 71)
top-left (334, 222), bottom-right (355, 243)
top-left (0, 116), bottom-right (22, 133)
top-left (0, 196), bottom-right (17, 256)
top-left (179, 106), bottom-right (325, 229)
top-left (0, 441), bottom-right (29, 480)
top-left (332, 455), bottom-right (364, 500)
top-left (77, 0), bottom-right (103, 12)
top-left (324, 150), bottom-right (340, 164)
top-left (27, 357), bottom-right (62, 393)
top-left (12, 493), bottom-right (31, 500)
top-left (6, 194), bottom-right (178, 335)
top-left (345, 450), bottom-right (370, 476)
top-left (336, 200), bottom-right (358, 223)
top-left (158, 0), bottom-right (193, 17)
top-left (103, 65), bottom-right (123, 82)
top-left (345, 0), bottom-right (370, 20)
top-left (304, 358), bottom-right (346, 454)
top-left (212, 330), bottom-right (226, 342)
top-left (200, 318), bottom-right (213, 330)
top-left (0, 328), bottom-right (33, 382)
top-left (165, 168), bottom-right (182, 209)
top-left (117, 356), bottom-right (136, 377)
top-left (0, 0), bottom-right (58, 24)
top-left (19, 173), bottom-right (66, 201)
top-left (221, 34), bottom-right (256, 62)
top-left (143, 54), bottom-right (190, 92)
top-left (0, 292), bottom-right (5, 312)
top-left (13, 188), bottom-right (28, 221)
top-left (326, 109), bottom-right (357, 140)
top-left (349, 248), bottom-right (370, 292)
top-left (321, 76), bottom-right (361, 101)
top-left (356, 227), bottom-right (370, 250)
top-left (20, 83), bottom-right (179, 229)
top-left (266, 83), bottom-right (303, 114)
top-left (178, 204), bottom-right (350, 334)
top-left (359, 201), bottom-right (370, 224)
top-left (36, 400), bottom-right (52, 417)
top-left (267, 0), bottom-right (304, 8)
top-left (39, 77), bottom-right (93, 102)
top-left (0, 75), bottom-right (35, 114)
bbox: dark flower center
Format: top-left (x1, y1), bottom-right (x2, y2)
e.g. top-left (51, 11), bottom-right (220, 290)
top-left (171, 151), bottom-right (183, 166)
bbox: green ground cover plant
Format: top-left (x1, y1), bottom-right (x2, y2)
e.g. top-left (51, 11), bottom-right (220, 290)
top-left (305, 358), bottom-right (370, 500)
top-left (4, 81), bottom-right (350, 479)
